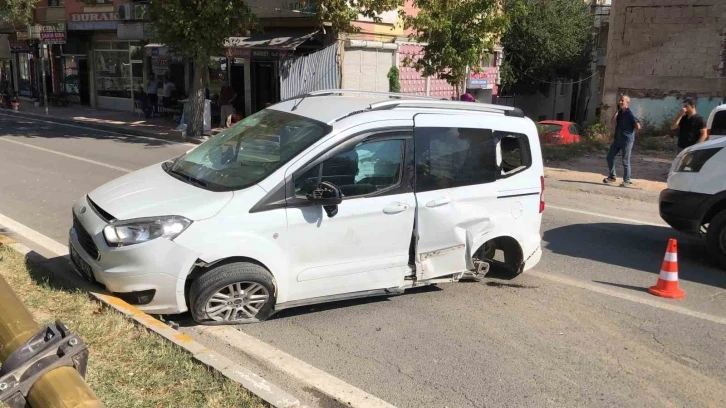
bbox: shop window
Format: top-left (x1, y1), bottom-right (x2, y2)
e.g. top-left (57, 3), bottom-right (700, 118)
top-left (47, 0), bottom-right (64, 6)
top-left (61, 57), bottom-right (79, 95)
top-left (95, 41), bottom-right (134, 99)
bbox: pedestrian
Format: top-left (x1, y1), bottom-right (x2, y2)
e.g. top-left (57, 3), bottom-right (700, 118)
top-left (670, 98), bottom-right (708, 154)
top-left (146, 73), bottom-right (159, 108)
top-left (460, 93), bottom-right (476, 102)
top-left (218, 81), bottom-right (237, 128)
top-left (161, 76), bottom-right (176, 107)
top-left (603, 94), bottom-right (641, 187)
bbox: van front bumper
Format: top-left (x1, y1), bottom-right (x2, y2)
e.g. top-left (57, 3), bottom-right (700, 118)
top-left (69, 200), bottom-right (198, 315)
top-left (659, 188), bottom-right (711, 235)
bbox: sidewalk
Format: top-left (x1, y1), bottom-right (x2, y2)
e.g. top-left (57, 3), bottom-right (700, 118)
top-left (2, 103), bottom-right (219, 144)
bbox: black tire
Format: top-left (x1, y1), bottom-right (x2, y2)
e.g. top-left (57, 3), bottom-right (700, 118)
top-left (189, 262), bottom-right (276, 325)
top-left (706, 211), bottom-right (726, 271)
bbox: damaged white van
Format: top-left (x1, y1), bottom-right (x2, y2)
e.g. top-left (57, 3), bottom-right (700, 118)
top-left (69, 90), bottom-right (544, 324)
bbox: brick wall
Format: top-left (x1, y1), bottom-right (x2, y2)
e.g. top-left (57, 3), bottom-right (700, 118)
top-left (601, 0), bottom-right (726, 123)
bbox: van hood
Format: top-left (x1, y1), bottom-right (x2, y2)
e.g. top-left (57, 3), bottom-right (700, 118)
top-left (88, 164), bottom-right (233, 221)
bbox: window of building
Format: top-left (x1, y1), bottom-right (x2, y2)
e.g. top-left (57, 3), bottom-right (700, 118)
top-left (556, 112), bottom-right (564, 120)
top-left (559, 81), bottom-right (566, 96)
top-left (415, 127), bottom-right (496, 192)
top-left (47, 0), bottom-right (64, 6)
top-left (61, 57), bottom-right (79, 95)
top-left (94, 41), bottom-right (142, 100)
top-left (295, 138), bottom-right (404, 199)
top-left (496, 131), bottom-right (532, 177)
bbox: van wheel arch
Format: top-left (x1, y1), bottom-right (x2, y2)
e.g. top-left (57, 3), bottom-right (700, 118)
top-left (702, 197), bottom-right (726, 234)
top-left (185, 256), bottom-right (278, 307)
top-left (474, 236), bottom-right (524, 279)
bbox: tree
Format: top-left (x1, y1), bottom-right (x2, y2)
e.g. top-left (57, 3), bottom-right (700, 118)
top-left (403, 0), bottom-right (510, 91)
top-left (306, 0), bottom-right (404, 35)
top-left (147, 0), bottom-right (258, 137)
top-left (0, 0), bottom-right (36, 29)
top-left (499, 0), bottom-right (592, 95)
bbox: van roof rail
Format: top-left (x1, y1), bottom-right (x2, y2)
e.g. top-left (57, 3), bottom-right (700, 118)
top-left (369, 99), bottom-right (525, 118)
top-left (305, 89), bottom-right (444, 100)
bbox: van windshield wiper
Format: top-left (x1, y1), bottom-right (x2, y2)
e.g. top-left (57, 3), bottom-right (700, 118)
top-left (169, 168), bottom-right (209, 188)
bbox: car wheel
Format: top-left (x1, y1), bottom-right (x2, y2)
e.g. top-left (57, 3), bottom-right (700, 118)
top-left (189, 262), bottom-right (276, 325)
top-left (705, 211), bottom-right (726, 271)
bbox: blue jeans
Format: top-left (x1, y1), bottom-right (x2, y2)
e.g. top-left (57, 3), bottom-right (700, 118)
top-left (606, 140), bottom-right (633, 182)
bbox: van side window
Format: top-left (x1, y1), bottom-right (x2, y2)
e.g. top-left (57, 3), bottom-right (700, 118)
top-left (712, 111), bottom-right (726, 136)
top-left (415, 127), bottom-right (496, 192)
top-left (496, 131), bottom-right (532, 177)
top-left (294, 139), bottom-right (404, 198)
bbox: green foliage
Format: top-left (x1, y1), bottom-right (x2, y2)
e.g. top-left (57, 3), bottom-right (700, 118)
top-left (387, 67), bottom-right (401, 93)
top-left (0, 0), bottom-right (36, 28)
top-left (638, 117), bottom-right (673, 138)
top-left (303, 0), bottom-right (403, 34)
top-left (403, 0), bottom-right (510, 88)
top-left (500, 0), bottom-right (592, 94)
top-left (583, 122), bottom-right (609, 142)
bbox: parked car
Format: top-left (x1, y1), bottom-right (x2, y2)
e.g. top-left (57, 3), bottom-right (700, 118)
top-left (660, 136), bottom-right (726, 270)
top-left (537, 120), bottom-right (581, 144)
top-left (706, 103), bottom-right (726, 139)
top-left (69, 90), bottom-right (545, 324)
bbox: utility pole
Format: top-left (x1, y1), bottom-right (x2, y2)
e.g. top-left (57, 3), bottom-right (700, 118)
top-left (0, 275), bottom-right (104, 408)
top-left (41, 44), bottom-right (48, 115)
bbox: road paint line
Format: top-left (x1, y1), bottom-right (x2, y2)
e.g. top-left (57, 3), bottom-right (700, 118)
top-left (0, 215), bottom-right (396, 408)
top-left (547, 205), bottom-right (668, 227)
top-left (0, 212), bottom-right (69, 256)
top-left (0, 112), bottom-right (196, 147)
top-left (0, 234), bottom-right (301, 408)
top-left (197, 326), bottom-right (398, 408)
top-left (527, 270), bottom-right (726, 326)
top-left (0, 137), bottom-right (133, 173)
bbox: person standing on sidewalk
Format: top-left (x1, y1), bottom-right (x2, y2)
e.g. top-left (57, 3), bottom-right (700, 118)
top-left (604, 94), bottom-right (641, 187)
top-left (670, 98), bottom-right (708, 154)
top-left (146, 74), bottom-right (159, 108)
top-left (218, 82), bottom-right (237, 128)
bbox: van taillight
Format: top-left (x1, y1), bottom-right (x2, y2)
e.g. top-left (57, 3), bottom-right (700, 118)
top-left (539, 176), bottom-right (545, 213)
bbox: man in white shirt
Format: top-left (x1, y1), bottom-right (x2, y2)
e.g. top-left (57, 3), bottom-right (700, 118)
top-left (161, 77), bottom-right (175, 107)
top-left (146, 73), bottom-right (159, 106)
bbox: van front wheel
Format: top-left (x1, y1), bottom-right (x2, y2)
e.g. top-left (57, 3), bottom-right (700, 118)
top-left (706, 211), bottom-right (726, 271)
top-left (189, 262), bottom-right (276, 324)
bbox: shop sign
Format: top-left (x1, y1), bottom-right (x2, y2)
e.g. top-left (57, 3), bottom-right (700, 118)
top-left (117, 22), bottom-right (145, 40)
top-left (28, 23), bottom-right (66, 40)
top-left (467, 69), bottom-right (496, 90)
top-left (9, 40), bottom-right (32, 53)
top-left (40, 31), bottom-right (67, 44)
top-left (151, 56), bottom-right (169, 75)
top-left (226, 48), bottom-right (288, 59)
top-left (69, 12), bottom-right (119, 30)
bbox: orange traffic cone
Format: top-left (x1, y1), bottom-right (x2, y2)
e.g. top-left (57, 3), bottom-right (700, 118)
top-left (649, 239), bottom-right (685, 299)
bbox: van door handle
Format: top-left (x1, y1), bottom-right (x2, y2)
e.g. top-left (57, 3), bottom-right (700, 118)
top-left (425, 197), bottom-right (452, 208)
top-left (383, 202), bottom-right (409, 214)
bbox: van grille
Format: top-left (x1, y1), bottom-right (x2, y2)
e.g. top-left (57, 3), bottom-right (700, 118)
top-left (73, 212), bottom-right (99, 260)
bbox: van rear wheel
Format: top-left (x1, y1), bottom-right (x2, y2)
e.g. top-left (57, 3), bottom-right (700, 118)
top-left (706, 211), bottom-right (726, 271)
top-left (189, 262), bottom-right (276, 324)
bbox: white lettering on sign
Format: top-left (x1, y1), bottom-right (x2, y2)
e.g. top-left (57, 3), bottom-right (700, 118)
top-left (71, 13), bottom-right (119, 22)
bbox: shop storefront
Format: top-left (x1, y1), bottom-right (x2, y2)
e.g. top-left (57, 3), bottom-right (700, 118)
top-left (94, 39), bottom-right (143, 111)
top-left (10, 40), bottom-right (37, 99)
top-left (58, 33), bottom-right (90, 105)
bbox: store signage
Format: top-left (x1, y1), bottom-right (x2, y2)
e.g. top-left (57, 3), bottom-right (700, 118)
top-left (467, 69), bottom-right (497, 90)
top-left (28, 23), bottom-right (66, 40)
top-left (40, 31), bottom-right (67, 44)
top-left (226, 48), bottom-right (288, 59)
top-left (9, 40), bottom-right (32, 53)
top-left (69, 12), bottom-right (119, 30)
top-left (151, 56), bottom-right (169, 75)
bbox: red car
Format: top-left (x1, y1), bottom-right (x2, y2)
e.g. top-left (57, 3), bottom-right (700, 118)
top-left (538, 120), bottom-right (582, 144)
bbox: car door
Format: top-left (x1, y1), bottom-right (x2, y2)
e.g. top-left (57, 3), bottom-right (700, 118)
top-left (413, 114), bottom-right (500, 280)
top-left (284, 129), bottom-right (416, 302)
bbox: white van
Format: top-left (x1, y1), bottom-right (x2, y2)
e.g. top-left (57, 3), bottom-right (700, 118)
top-left (706, 103), bottom-right (726, 139)
top-left (69, 90), bottom-right (544, 324)
top-left (660, 136), bottom-right (726, 270)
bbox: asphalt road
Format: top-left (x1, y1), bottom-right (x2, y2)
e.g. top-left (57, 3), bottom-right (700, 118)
top-left (1, 113), bottom-right (725, 408)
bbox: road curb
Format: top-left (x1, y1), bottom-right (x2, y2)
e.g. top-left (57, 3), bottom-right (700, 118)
top-left (0, 234), bottom-right (302, 408)
top-left (0, 110), bottom-right (206, 144)
top-left (545, 176), bottom-right (660, 202)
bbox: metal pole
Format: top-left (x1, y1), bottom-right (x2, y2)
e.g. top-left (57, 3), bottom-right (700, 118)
top-left (0, 275), bottom-right (104, 408)
top-left (41, 44), bottom-right (49, 115)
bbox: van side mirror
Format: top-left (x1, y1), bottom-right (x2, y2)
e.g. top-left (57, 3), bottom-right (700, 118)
top-left (306, 181), bottom-right (343, 217)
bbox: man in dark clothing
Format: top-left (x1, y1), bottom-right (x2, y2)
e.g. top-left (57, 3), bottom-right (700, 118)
top-left (604, 94), bottom-right (641, 187)
top-left (670, 98), bottom-right (707, 152)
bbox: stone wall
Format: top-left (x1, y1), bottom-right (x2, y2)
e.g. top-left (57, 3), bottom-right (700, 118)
top-left (601, 0), bottom-right (726, 123)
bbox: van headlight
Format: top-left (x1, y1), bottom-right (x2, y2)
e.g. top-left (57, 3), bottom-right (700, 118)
top-left (103, 216), bottom-right (192, 247)
top-left (675, 148), bottom-right (722, 173)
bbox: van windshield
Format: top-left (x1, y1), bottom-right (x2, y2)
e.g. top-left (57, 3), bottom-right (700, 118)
top-left (166, 109), bottom-right (331, 191)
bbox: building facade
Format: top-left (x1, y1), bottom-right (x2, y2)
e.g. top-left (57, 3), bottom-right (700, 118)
top-left (601, 0), bottom-right (726, 126)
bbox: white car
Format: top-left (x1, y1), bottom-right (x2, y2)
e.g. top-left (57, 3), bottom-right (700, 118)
top-left (69, 90), bottom-right (545, 324)
top-left (661, 136), bottom-right (726, 269)
top-left (706, 103), bottom-right (726, 139)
